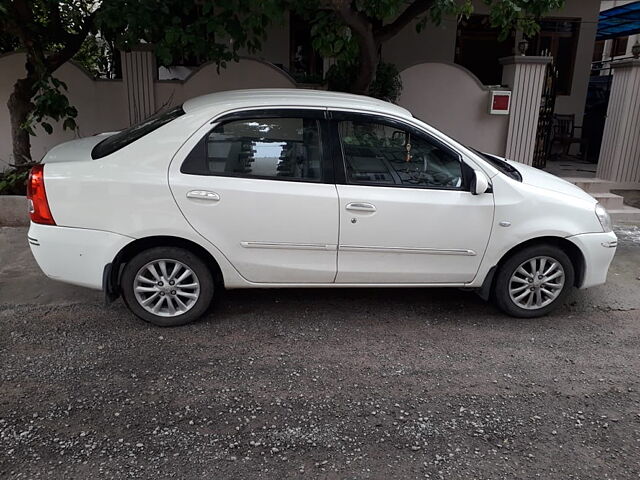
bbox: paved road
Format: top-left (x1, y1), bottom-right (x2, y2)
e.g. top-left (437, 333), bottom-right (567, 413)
top-left (1, 226), bottom-right (639, 479)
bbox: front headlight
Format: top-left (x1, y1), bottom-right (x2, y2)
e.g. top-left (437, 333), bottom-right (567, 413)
top-left (595, 203), bottom-right (612, 232)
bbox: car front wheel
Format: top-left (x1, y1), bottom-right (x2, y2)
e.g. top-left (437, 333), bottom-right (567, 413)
top-left (121, 247), bottom-right (214, 327)
top-left (493, 244), bottom-right (575, 318)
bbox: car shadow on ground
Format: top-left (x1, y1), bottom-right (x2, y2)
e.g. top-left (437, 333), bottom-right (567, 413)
top-left (191, 285), bottom-right (580, 330)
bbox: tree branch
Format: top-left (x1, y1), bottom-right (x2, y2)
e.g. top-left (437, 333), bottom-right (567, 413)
top-left (331, 0), bottom-right (373, 42)
top-left (374, 0), bottom-right (437, 43)
top-left (48, 1), bottom-right (65, 39)
top-left (45, 11), bottom-right (96, 72)
top-left (8, 0), bottom-right (36, 47)
top-left (330, 0), bottom-right (378, 93)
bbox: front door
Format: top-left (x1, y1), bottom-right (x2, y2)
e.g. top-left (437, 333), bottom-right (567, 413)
top-left (332, 114), bottom-right (494, 284)
top-left (170, 110), bottom-right (338, 283)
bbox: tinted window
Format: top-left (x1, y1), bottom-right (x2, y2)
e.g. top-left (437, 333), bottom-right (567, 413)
top-left (338, 120), bottom-right (463, 189)
top-left (91, 106), bottom-right (185, 159)
top-left (181, 117), bottom-right (322, 182)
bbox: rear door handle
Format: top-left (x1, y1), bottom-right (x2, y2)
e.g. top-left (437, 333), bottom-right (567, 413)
top-left (186, 190), bottom-right (220, 201)
top-left (345, 202), bottom-right (376, 212)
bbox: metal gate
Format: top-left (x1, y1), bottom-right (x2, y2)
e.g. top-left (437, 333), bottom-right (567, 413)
top-left (584, 60), bottom-right (614, 163)
top-left (532, 63), bottom-right (558, 169)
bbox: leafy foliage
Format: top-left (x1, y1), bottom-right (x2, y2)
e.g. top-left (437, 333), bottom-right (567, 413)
top-left (419, 0), bottom-right (473, 32)
top-left (97, 0), bottom-right (280, 68)
top-left (369, 62), bottom-right (403, 102)
top-left (290, 0), bottom-right (565, 93)
top-left (24, 76), bottom-right (78, 136)
top-left (325, 60), bottom-right (358, 93)
top-left (309, 10), bottom-right (358, 64)
top-left (484, 0), bottom-right (566, 41)
top-left (0, 0), bottom-right (97, 147)
top-left (0, 163), bottom-right (32, 195)
top-left (1, 0), bottom-right (280, 163)
top-left (74, 34), bottom-right (115, 78)
top-left (326, 61), bottom-right (403, 102)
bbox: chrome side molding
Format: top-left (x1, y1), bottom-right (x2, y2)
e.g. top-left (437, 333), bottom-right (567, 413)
top-left (339, 245), bottom-right (477, 256)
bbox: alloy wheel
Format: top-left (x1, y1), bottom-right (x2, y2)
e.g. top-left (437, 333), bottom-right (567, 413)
top-left (133, 259), bottom-right (201, 317)
top-left (508, 256), bottom-right (565, 310)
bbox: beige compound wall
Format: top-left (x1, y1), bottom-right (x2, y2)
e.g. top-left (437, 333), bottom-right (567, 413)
top-left (1, 50), bottom-right (508, 167)
top-left (0, 53), bottom-right (295, 166)
top-left (154, 59), bottom-right (296, 110)
top-left (398, 62), bottom-right (509, 156)
top-left (0, 52), bottom-right (129, 165)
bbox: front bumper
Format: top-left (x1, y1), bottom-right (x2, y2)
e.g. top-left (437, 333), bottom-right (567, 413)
top-left (567, 231), bottom-right (617, 289)
top-left (28, 222), bottom-right (132, 290)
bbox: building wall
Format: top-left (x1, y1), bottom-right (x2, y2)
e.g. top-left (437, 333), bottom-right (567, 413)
top-left (381, 18), bottom-right (457, 70)
top-left (599, 33), bottom-right (639, 61)
top-left (600, 0), bottom-right (637, 10)
top-left (240, 16), bottom-right (291, 69)
top-left (378, 0), bottom-right (600, 122)
top-left (549, 0), bottom-right (601, 120)
top-left (597, 0), bottom-right (639, 63)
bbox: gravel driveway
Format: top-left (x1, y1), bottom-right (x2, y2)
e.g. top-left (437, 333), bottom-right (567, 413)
top-left (1, 226), bottom-right (640, 479)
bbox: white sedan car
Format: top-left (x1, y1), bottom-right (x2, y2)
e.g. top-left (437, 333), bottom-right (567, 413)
top-left (27, 89), bottom-right (617, 326)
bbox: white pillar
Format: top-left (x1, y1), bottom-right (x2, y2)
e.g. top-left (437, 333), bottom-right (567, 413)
top-left (597, 59), bottom-right (640, 183)
top-left (120, 46), bottom-right (157, 126)
top-left (500, 56), bottom-right (553, 166)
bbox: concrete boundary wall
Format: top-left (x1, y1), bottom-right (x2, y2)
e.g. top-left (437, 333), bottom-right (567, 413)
top-left (398, 62), bottom-right (509, 156)
top-left (0, 52), bottom-right (296, 167)
top-left (1, 52), bottom-right (511, 166)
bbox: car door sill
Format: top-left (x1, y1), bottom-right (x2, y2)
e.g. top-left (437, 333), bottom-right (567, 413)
top-left (231, 282), bottom-right (469, 288)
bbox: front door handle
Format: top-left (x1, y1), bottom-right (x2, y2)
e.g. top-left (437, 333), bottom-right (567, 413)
top-left (345, 202), bottom-right (376, 212)
top-left (186, 190), bottom-right (220, 201)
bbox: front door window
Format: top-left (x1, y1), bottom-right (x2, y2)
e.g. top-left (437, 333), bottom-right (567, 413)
top-left (338, 120), bottom-right (463, 189)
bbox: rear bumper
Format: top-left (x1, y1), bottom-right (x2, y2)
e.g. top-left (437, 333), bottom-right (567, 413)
top-left (28, 223), bottom-right (132, 290)
top-left (567, 231), bottom-right (617, 289)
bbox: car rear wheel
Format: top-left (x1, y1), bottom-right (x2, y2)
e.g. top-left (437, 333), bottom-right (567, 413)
top-left (121, 247), bottom-right (214, 327)
top-left (493, 244), bottom-right (574, 318)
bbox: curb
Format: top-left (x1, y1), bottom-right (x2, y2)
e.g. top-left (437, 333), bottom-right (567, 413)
top-left (0, 195), bottom-right (29, 226)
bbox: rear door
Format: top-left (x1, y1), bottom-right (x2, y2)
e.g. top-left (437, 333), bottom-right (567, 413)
top-left (331, 112), bottom-right (494, 284)
top-left (170, 109), bottom-right (339, 283)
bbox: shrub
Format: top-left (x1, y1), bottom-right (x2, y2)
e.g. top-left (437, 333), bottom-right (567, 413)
top-left (0, 164), bottom-right (33, 195)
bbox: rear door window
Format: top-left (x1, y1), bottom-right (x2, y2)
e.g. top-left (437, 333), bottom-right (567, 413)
top-left (181, 116), bottom-right (323, 182)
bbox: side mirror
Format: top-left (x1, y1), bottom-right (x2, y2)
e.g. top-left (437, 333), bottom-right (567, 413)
top-left (471, 170), bottom-right (490, 195)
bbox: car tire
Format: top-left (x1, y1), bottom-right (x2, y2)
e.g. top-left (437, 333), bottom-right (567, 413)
top-left (493, 244), bottom-right (575, 318)
top-left (120, 247), bottom-right (214, 327)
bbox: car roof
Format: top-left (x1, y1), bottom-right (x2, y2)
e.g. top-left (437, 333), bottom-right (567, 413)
top-left (182, 88), bottom-right (412, 119)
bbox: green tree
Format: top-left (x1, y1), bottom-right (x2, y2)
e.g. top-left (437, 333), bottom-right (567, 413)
top-left (0, 0), bottom-right (277, 165)
top-left (292, 0), bottom-right (565, 94)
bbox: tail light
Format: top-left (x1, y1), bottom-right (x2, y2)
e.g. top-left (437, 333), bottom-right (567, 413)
top-left (26, 165), bottom-right (56, 225)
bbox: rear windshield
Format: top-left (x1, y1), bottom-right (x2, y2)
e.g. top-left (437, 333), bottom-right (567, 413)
top-left (91, 106), bottom-right (185, 159)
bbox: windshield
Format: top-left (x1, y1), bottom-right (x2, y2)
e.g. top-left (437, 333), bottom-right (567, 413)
top-left (470, 148), bottom-right (522, 182)
top-left (91, 105), bottom-right (185, 159)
